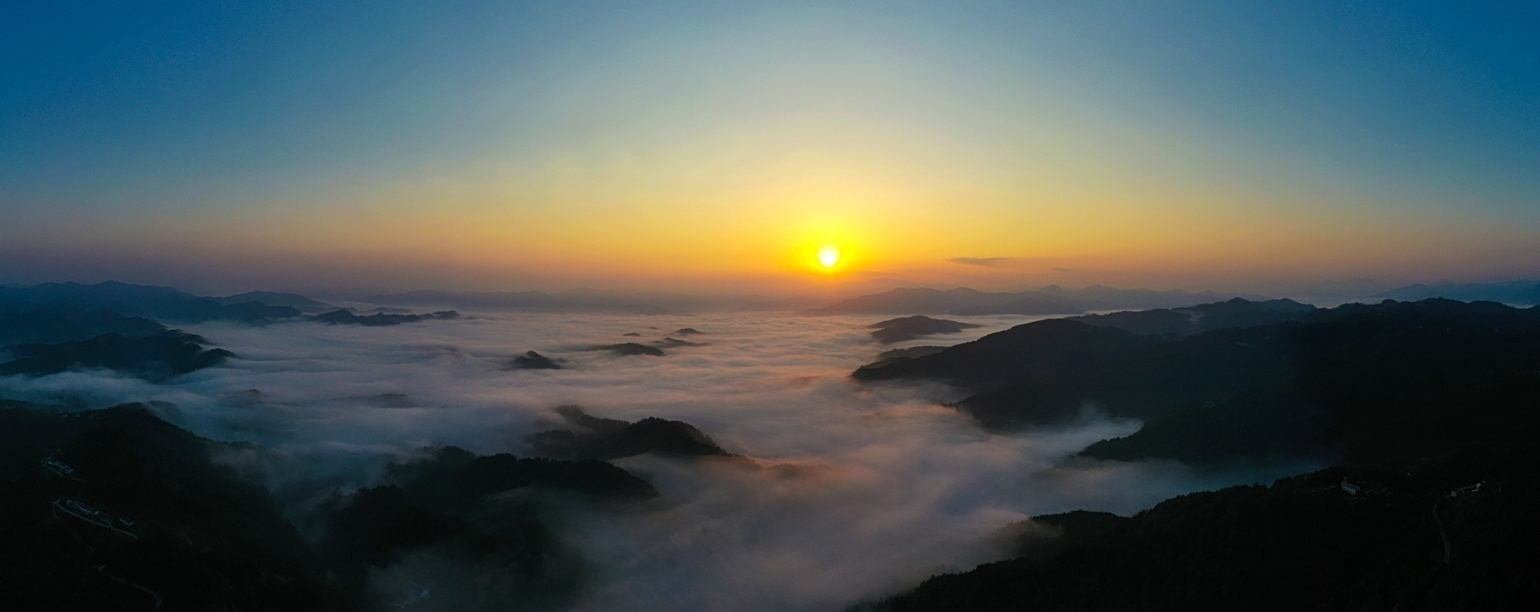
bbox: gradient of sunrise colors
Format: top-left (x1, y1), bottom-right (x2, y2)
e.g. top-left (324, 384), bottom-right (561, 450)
top-left (3, 2), bottom-right (1538, 295)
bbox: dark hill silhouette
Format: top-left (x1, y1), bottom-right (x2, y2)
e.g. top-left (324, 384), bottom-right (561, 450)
top-left (0, 404), bottom-right (343, 609)
top-left (0, 402), bottom-right (662, 610)
top-left (854, 299), bottom-right (1540, 469)
top-left (869, 315), bottom-right (981, 345)
top-left (381, 445), bottom-right (657, 505)
top-left (0, 331), bottom-right (233, 381)
top-left (504, 350), bottom-right (563, 370)
top-left (1377, 280), bottom-right (1540, 304)
top-left (527, 406), bottom-right (732, 461)
top-left (317, 445), bottom-right (656, 608)
top-left (310, 309), bottom-right (460, 326)
top-left (0, 308), bottom-right (167, 346)
top-left (0, 281), bottom-right (300, 323)
top-left (1069, 297), bottom-right (1316, 335)
top-left (355, 289), bottom-right (670, 314)
top-left (812, 285), bottom-right (1268, 315)
top-left (864, 345), bottom-right (948, 369)
top-left (870, 433), bottom-right (1540, 611)
top-left (590, 342), bottom-right (664, 356)
top-left (656, 336), bottom-right (706, 348)
top-left (214, 290), bottom-right (334, 313)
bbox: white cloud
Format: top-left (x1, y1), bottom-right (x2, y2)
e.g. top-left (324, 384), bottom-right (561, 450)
top-left (0, 311), bottom-right (1308, 610)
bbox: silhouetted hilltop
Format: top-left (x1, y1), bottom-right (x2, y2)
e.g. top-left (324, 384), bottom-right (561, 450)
top-left (0, 404), bottom-right (343, 610)
top-left (0, 281), bottom-right (300, 323)
top-left (864, 346), bottom-right (948, 369)
top-left (381, 445), bottom-right (659, 507)
top-left (1069, 297), bottom-right (1316, 335)
top-left (869, 315), bottom-right (981, 345)
top-left (870, 434), bottom-right (1540, 611)
top-left (855, 299), bottom-right (1540, 468)
top-left (590, 342), bottom-right (664, 356)
top-left (355, 289), bottom-right (670, 314)
top-left (0, 307), bottom-right (167, 346)
top-left (505, 350), bottom-right (564, 370)
top-left (528, 406), bottom-right (732, 461)
top-left (0, 401), bottom-right (669, 610)
top-left (318, 444), bottom-right (659, 609)
top-left (812, 285), bottom-right (1268, 315)
top-left (0, 331), bottom-right (234, 381)
top-left (1377, 280), bottom-right (1540, 305)
top-left (310, 309), bottom-right (460, 326)
top-left (215, 290), bottom-right (335, 313)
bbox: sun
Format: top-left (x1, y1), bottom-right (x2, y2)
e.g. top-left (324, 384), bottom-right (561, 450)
top-left (817, 245), bottom-right (841, 268)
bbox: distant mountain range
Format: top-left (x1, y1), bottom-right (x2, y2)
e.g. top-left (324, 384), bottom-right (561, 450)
top-left (1067, 297), bottom-right (1317, 335)
top-left (353, 289), bottom-right (671, 314)
top-left (0, 282), bottom-right (296, 380)
top-left (1375, 280), bottom-right (1540, 305)
top-left (859, 297), bottom-right (1540, 610)
top-left (811, 279), bottom-right (1540, 315)
top-left (854, 297), bottom-right (1540, 467)
top-left (808, 285), bottom-right (1272, 315)
top-left (0, 403), bottom-right (658, 610)
top-left (0, 281), bottom-right (302, 323)
top-left (212, 290), bottom-right (335, 313)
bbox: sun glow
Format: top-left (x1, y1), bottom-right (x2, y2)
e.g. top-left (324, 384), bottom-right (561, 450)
top-left (817, 245), bottom-right (841, 268)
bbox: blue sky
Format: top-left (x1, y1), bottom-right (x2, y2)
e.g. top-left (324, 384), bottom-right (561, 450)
top-left (2, 1), bottom-right (1537, 293)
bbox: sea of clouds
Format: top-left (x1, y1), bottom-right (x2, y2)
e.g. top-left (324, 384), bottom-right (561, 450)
top-left (0, 310), bottom-right (1314, 610)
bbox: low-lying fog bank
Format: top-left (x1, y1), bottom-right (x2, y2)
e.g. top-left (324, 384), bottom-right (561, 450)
top-left (0, 311), bottom-right (1312, 610)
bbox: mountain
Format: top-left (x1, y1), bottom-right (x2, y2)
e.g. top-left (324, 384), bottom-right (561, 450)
top-left (854, 299), bottom-right (1540, 468)
top-left (869, 315), bottom-right (981, 345)
top-left (870, 438), bottom-right (1540, 611)
top-left (0, 281), bottom-right (301, 323)
top-left (381, 445), bottom-right (658, 504)
top-left (310, 309), bottom-right (460, 326)
top-left (504, 350), bottom-right (564, 370)
top-left (1068, 297), bottom-right (1317, 335)
top-left (316, 445), bottom-right (657, 609)
top-left (527, 406), bottom-right (733, 461)
top-left (355, 289), bottom-right (670, 314)
top-left (215, 290), bottom-right (335, 313)
top-left (0, 404), bottom-right (344, 610)
top-left (864, 299), bottom-right (1540, 610)
top-left (0, 402), bottom-right (663, 611)
top-left (811, 285), bottom-right (1269, 315)
top-left (0, 331), bottom-right (234, 381)
top-left (0, 308), bottom-right (167, 346)
top-left (590, 343), bottom-right (665, 356)
top-left (1377, 280), bottom-right (1540, 305)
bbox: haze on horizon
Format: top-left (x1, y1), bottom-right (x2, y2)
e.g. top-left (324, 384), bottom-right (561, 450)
top-left (3, 1), bottom-right (1538, 296)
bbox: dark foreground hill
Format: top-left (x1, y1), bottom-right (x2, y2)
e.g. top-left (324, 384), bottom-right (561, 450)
top-left (868, 433), bottom-right (1540, 611)
top-left (0, 404), bottom-right (342, 610)
top-left (0, 308), bottom-right (167, 346)
top-left (811, 285), bottom-right (1267, 315)
top-left (527, 405), bottom-right (733, 461)
top-left (310, 309), bottom-right (461, 326)
top-left (855, 298), bottom-right (1540, 469)
top-left (856, 297), bottom-right (1540, 611)
top-left (0, 330), bottom-right (234, 381)
top-left (0, 281), bottom-right (301, 323)
top-left (1067, 297), bottom-right (1316, 335)
top-left (0, 402), bottom-right (661, 611)
top-left (868, 315), bottom-right (980, 345)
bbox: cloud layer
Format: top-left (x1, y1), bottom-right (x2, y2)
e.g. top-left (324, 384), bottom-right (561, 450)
top-left (0, 311), bottom-right (1309, 610)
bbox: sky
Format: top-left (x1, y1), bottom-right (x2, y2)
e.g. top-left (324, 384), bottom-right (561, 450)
top-left (3, 1), bottom-right (1538, 296)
